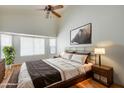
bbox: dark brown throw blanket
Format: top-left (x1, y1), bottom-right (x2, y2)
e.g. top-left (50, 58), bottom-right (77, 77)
top-left (26, 60), bottom-right (61, 88)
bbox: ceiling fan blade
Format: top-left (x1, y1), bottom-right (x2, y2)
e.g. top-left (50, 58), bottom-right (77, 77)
top-left (51, 10), bottom-right (61, 18)
top-left (53, 5), bottom-right (64, 10)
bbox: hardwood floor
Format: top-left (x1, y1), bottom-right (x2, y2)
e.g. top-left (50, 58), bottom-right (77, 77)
top-left (0, 64), bottom-right (21, 88)
top-left (71, 78), bottom-right (123, 88)
top-left (0, 64), bottom-right (123, 88)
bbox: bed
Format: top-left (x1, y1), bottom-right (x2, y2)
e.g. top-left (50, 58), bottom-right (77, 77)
top-left (17, 53), bottom-right (93, 88)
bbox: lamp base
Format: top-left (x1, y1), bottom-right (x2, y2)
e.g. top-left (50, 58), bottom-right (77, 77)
top-left (99, 55), bottom-right (101, 66)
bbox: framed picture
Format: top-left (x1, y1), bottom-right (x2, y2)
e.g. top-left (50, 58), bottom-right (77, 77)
top-left (70, 23), bottom-right (92, 45)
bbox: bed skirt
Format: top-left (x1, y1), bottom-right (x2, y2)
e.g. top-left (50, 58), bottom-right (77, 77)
top-left (47, 71), bottom-right (93, 88)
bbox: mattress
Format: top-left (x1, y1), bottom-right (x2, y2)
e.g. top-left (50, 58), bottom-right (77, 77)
top-left (17, 58), bottom-right (93, 88)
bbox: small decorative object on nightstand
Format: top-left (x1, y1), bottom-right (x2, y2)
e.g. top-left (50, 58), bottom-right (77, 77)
top-left (92, 65), bottom-right (113, 87)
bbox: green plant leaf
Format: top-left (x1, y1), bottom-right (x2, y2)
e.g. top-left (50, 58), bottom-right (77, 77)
top-left (3, 46), bottom-right (16, 65)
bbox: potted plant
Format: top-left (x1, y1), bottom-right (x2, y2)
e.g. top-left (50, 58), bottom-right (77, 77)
top-left (3, 46), bottom-right (16, 69)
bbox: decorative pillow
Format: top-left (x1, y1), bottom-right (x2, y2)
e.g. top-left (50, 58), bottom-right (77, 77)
top-left (71, 54), bottom-right (88, 64)
top-left (60, 52), bottom-right (72, 60)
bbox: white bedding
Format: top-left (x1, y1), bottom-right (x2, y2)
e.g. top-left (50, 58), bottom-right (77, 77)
top-left (17, 58), bottom-right (92, 88)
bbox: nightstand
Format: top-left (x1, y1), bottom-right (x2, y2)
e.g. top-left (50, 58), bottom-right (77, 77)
top-left (92, 65), bottom-right (113, 87)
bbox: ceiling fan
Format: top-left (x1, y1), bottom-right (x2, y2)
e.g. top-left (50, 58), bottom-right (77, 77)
top-left (37, 5), bottom-right (64, 18)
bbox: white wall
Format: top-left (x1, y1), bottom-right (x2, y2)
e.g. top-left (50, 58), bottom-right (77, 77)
top-left (57, 5), bottom-right (124, 86)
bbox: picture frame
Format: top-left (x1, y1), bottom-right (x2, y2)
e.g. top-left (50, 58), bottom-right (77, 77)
top-left (70, 23), bottom-right (92, 45)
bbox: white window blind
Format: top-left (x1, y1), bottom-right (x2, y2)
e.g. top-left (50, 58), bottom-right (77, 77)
top-left (20, 37), bottom-right (45, 56)
top-left (34, 38), bottom-right (45, 55)
top-left (49, 38), bottom-right (56, 54)
top-left (1, 34), bottom-right (12, 58)
top-left (20, 37), bottom-right (34, 56)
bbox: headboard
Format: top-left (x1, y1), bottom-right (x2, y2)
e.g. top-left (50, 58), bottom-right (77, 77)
top-left (65, 46), bottom-right (93, 54)
top-left (64, 46), bottom-right (96, 64)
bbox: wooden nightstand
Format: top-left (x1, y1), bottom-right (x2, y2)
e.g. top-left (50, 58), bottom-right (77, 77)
top-left (92, 65), bottom-right (113, 87)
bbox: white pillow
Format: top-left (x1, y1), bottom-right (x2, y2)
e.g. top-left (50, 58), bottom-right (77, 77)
top-left (71, 54), bottom-right (88, 64)
top-left (60, 52), bottom-right (72, 60)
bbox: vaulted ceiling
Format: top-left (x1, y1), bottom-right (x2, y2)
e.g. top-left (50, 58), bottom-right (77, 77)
top-left (0, 5), bottom-right (68, 37)
top-left (0, 5), bottom-right (66, 17)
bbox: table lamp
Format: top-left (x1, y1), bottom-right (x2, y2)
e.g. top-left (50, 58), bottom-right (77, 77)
top-left (94, 48), bottom-right (105, 66)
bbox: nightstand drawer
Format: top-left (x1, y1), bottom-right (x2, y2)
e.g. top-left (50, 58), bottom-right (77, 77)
top-left (93, 69), bottom-right (108, 76)
top-left (92, 67), bottom-right (108, 76)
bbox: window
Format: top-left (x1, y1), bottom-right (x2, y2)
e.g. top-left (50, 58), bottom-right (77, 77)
top-left (1, 34), bottom-right (12, 58)
top-left (20, 37), bottom-right (34, 56)
top-left (20, 37), bottom-right (45, 56)
top-left (49, 38), bottom-right (56, 54)
top-left (34, 38), bottom-right (45, 55)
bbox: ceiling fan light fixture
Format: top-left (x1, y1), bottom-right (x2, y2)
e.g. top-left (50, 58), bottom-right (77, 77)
top-left (37, 5), bottom-right (64, 18)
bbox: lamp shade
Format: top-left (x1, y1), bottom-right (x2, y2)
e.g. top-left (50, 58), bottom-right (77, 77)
top-left (94, 48), bottom-right (105, 55)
